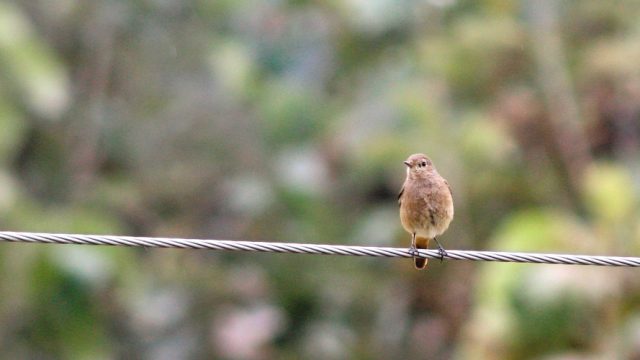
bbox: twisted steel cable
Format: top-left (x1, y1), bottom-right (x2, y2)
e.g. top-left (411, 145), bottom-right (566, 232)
top-left (0, 231), bottom-right (638, 267)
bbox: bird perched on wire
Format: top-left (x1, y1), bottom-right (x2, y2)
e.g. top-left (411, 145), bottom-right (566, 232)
top-left (398, 153), bottom-right (454, 269)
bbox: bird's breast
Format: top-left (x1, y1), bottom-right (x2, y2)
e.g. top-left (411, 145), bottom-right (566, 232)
top-left (399, 177), bottom-right (453, 237)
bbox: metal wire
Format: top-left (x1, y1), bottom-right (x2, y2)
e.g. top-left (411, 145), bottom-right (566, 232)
top-left (0, 231), bottom-right (638, 267)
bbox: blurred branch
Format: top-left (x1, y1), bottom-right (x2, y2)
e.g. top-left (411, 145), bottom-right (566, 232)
top-left (526, 0), bottom-right (592, 206)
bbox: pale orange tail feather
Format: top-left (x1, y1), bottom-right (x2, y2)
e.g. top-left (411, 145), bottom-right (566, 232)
top-left (414, 236), bottom-right (430, 270)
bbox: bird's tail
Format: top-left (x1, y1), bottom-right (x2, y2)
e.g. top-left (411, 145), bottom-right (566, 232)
top-left (414, 236), bottom-right (430, 270)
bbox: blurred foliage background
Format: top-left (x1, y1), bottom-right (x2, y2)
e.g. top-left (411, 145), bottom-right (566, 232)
top-left (0, 0), bottom-right (639, 358)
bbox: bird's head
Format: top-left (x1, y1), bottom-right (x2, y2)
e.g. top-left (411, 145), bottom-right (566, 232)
top-left (404, 153), bottom-right (434, 178)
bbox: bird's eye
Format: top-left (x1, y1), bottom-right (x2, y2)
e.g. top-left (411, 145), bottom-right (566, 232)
top-left (421, 161), bottom-right (427, 167)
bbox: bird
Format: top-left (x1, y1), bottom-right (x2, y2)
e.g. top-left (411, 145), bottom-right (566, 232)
top-left (398, 153), bottom-right (454, 269)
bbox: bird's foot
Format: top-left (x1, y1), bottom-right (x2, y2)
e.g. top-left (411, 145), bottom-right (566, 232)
top-left (408, 244), bottom-right (419, 257)
top-left (434, 238), bottom-right (447, 262)
top-left (438, 247), bottom-right (447, 262)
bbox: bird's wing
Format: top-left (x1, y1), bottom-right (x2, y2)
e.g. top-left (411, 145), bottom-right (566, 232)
top-left (445, 180), bottom-right (452, 196)
top-left (397, 185), bottom-right (404, 207)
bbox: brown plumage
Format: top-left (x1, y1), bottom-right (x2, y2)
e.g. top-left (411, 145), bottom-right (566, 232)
top-left (398, 153), bottom-right (454, 269)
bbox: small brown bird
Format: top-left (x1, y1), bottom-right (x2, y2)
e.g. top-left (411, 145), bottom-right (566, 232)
top-left (398, 153), bottom-right (454, 269)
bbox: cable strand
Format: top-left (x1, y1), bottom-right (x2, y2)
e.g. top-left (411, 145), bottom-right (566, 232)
top-left (0, 231), bottom-right (638, 267)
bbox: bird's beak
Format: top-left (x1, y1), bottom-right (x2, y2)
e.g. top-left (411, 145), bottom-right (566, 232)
top-left (403, 161), bottom-right (411, 167)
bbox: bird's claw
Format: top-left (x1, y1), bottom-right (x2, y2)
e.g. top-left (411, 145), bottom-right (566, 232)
top-left (434, 238), bottom-right (447, 262)
top-left (409, 245), bottom-right (419, 257)
top-left (437, 247), bottom-right (447, 262)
